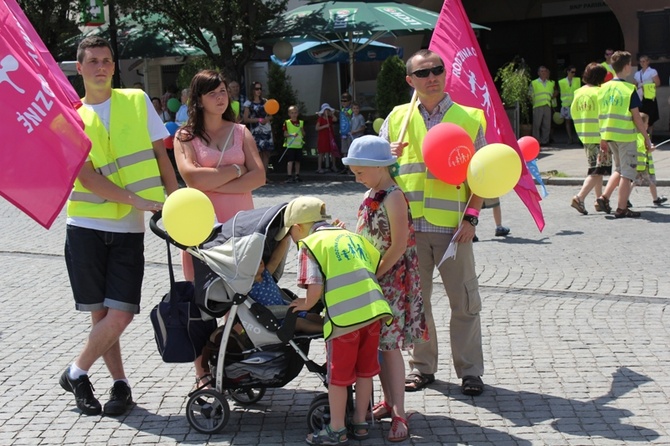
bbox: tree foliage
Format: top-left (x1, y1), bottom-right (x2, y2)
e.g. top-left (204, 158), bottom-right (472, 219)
top-left (18, 0), bottom-right (81, 55)
top-left (116, 0), bottom-right (290, 82)
top-left (495, 57), bottom-right (532, 124)
top-left (375, 56), bottom-right (410, 119)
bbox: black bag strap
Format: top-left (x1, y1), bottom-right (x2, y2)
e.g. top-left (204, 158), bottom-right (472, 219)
top-left (165, 239), bottom-right (179, 308)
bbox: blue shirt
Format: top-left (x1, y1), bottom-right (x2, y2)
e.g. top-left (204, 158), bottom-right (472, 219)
top-left (249, 269), bottom-right (286, 306)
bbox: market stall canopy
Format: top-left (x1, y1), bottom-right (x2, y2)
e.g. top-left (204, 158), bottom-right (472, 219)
top-left (263, 1), bottom-right (489, 97)
top-left (270, 38), bottom-right (402, 67)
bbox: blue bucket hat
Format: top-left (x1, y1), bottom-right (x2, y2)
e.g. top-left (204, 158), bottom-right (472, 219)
top-left (342, 135), bottom-right (397, 167)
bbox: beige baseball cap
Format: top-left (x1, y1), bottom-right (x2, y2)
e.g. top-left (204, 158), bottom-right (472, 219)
top-left (275, 196), bottom-right (331, 240)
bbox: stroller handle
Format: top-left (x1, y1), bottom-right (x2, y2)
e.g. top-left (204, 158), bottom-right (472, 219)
top-left (149, 211), bottom-right (191, 251)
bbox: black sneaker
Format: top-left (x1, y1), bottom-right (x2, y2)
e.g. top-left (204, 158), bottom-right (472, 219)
top-left (103, 381), bottom-right (134, 416)
top-left (59, 369), bottom-right (102, 416)
top-left (295, 174), bottom-right (302, 182)
top-left (495, 226), bottom-right (511, 237)
top-left (286, 176), bottom-right (296, 184)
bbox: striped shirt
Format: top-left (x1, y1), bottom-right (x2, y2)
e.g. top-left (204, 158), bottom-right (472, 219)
top-left (379, 93), bottom-right (487, 233)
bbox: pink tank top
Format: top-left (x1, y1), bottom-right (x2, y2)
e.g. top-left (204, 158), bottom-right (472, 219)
top-left (190, 123), bottom-right (253, 223)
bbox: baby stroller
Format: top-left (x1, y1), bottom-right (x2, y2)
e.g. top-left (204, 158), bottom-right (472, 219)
top-left (151, 203), bottom-right (344, 434)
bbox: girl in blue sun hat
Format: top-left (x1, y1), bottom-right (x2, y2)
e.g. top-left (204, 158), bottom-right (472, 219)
top-left (343, 135), bottom-right (428, 442)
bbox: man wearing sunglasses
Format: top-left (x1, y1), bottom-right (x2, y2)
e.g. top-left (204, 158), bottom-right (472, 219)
top-left (378, 49), bottom-right (487, 397)
top-left (558, 66), bottom-right (581, 144)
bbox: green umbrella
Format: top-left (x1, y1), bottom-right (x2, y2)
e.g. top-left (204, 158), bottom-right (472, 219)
top-left (55, 15), bottom-right (209, 61)
top-left (265, 1), bottom-right (488, 98)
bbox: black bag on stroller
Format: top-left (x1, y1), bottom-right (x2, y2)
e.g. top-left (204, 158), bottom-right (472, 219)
top-left (150, 238), bottom-right (217, 363)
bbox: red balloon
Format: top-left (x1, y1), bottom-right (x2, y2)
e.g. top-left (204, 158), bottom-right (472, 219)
top-left (518, 136), bottom-right (540, 162)
top-left (422, 123), bottom-right (474, 185)
top-left (604, 71), bottom-right (614, 82)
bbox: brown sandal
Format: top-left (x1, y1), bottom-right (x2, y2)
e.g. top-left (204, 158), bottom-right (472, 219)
top-left (404, 372), bottom-right (434, 392)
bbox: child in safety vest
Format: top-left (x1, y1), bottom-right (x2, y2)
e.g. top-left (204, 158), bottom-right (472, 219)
top-left (633, 113), bottom-right (666, 206)
top-left (276, 196), bottom-right (392, 445)
top-left (283, 105), bottom-right (306, 183)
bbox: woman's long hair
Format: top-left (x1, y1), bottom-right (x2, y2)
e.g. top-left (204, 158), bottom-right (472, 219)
top-left (179, 70), bottom-right (236, 144)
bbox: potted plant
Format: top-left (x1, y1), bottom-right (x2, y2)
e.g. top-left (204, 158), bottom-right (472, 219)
top-left (495, 56), bottom-right (532, 136)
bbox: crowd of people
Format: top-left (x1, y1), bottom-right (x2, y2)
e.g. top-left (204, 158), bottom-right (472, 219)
top-left (58, 34), bottom-right (666, 445)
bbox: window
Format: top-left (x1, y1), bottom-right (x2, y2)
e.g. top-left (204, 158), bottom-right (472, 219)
top-left (638, 10), bottom-right (670, 59)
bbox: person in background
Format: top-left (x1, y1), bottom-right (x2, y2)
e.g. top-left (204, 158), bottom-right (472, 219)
top-left (379, 49), bottom-right (487, 397)
top-left (283, 105), bottom-right (306, 184)
top-left (634, 112), bottom-right (666, 206)
top-left (60, 36), bottom-right (178, 417)
top-left (601, 48), bottom-right (616, 79)
top-left (559, 65), bottom-right (581, 144)
top-left (243, 81), bottom-right (274, 173)
top-left (570, 62), bottom-right (612, 215)
top-left (596, 51), bottom-right (651, 219)
top-left (174, 70), bottom-right (266, 387)
top-left (530, 65), bottom-right (557, 146)
top-left (350, 102), bottom-right (367, 140)
top-left (315, 103), bottom-right (339, 174)
top-left (633, 55), bottom-right (661, 136)
top-left (175, 88), bottom-right (189, 126)
top-left (339, 92), bottom-right (353, 164)
top-left (152, 96), bottom-right (172, 123)
top-left (227, 80), bottom-right (244, 123)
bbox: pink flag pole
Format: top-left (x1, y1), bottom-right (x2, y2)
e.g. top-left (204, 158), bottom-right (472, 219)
top-left (428, 0), bottom-right (545, 231)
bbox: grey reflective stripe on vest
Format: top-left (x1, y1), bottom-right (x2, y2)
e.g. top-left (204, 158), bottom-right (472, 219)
top-left (404, 190), bottom-right (424, 202)
top-left (125, 176), bottom-right (163, 193)
top-left (599, 113), bottom-right (631, 122)
top-left (326, 268), bottom-right (375, 290)
top-left (116, 148), bottom-right (156, 168)
top-left (329, 289), bottom-right (385, 320)
top-left (599, 126), bottom-right (636, 136)
top-left (398, 162), bottom-right (425, 175)
top-left (573, 118), bottom-right (598, 125)
top-left (69, 191), bottom-right (106, 203)
top-left (578, 131), bottom-right (601, 138)
top-left (97, 161), bottom-right (118, 177)
top-left (425, 196), bottom-right (463, 212)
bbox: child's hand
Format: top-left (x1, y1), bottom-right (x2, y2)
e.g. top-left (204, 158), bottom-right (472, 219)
top-left (331, 218), bottom-right (346, 229)
top-left (289, 297), bottom-right (311, 313)
top-left (649, 144), bottom-right (656, 153)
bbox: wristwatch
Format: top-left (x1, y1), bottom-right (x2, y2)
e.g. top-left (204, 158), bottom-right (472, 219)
top-left (463, 215), bottom-right (478, 227)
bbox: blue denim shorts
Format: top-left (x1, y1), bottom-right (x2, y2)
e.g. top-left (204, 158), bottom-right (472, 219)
top-left (65, 225), bottom-right (144, 314)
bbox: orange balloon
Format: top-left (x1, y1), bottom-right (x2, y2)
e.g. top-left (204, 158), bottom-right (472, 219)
top-left (264, 99), bottom-right (280, 115)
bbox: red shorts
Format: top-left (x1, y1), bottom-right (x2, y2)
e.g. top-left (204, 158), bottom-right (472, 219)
top-left (325, 320), bottom-right (381, 386)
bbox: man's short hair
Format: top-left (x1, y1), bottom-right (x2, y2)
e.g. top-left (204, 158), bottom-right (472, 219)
top-left (582, 62), bottom-right (607, 86)
top-left (76, 36), bottom-right (113, 63)
top-left (611, 51), bottom-right (631, 74)
top-left (406, 49), bottom-right (444, 75)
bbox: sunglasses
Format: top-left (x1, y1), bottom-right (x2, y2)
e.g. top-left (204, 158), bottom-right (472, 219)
top-left (341, 98), bottom-right (350, 102)
top-left (605, 53), bottom-right (613, 56)
top-left (410, 65), bottom-right (445, 78)
top-left (569, 71), bottom-right (576, 74)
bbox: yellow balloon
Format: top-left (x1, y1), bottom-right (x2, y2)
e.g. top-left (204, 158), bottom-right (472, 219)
top-left (162, 188), bottom-right (216, 246)
top-left (372, 118), bottom-right (384, 134)
top-left (466, 143), bottom-right (522, 198)
top-left (553, 111), bottom-right (564, 125)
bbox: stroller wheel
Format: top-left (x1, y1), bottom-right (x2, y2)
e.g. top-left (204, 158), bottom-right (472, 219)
top-left (307, 393), bottom-right (331, 432)
top-left (228, 386), bottom-right (266, 406)
top-left (186, 389), bottom-right (230, 434)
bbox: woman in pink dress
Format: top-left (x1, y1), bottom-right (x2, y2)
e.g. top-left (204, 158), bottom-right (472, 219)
top-left (174, 70), bottom-right (265, 386)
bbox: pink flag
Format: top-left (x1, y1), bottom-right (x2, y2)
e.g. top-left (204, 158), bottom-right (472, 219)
top-left (429, 0), bottom-right (545, 231)
top-left (0, 0), bottom-right (91, 229)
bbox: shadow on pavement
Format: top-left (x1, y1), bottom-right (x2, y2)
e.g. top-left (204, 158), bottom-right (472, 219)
top-left (437, 367), bottom-right (658, 442)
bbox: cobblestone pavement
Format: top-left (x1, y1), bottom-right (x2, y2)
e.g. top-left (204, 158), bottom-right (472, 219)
top-left (1, 181), bottom-right (669, 445)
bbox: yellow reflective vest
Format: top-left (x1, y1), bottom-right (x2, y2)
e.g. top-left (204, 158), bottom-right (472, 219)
top-left (284, 120), bottom-right (304, 148)
top-left (387, 101), bottom-right (484, 228)
top-left (299, 227), bottom-right (392, 341)
top-left (598, 80), bottom-right (636, 142)
top-left (531, 79), bottom-right (555, 108)
top-left (559, 77), bottom-right (581, 108)
top-left (570, 86), bottom-right (601, 144)
top-left (636, 133), bottom-right (654, 174)
top-left (68, 89), bottom-right (165, 219)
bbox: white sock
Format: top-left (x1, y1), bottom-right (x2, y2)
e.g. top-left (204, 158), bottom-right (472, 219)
top-left (114, 378), bottom-right (130, 387)
top-left (68, 364), bottom-right (88, 380)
